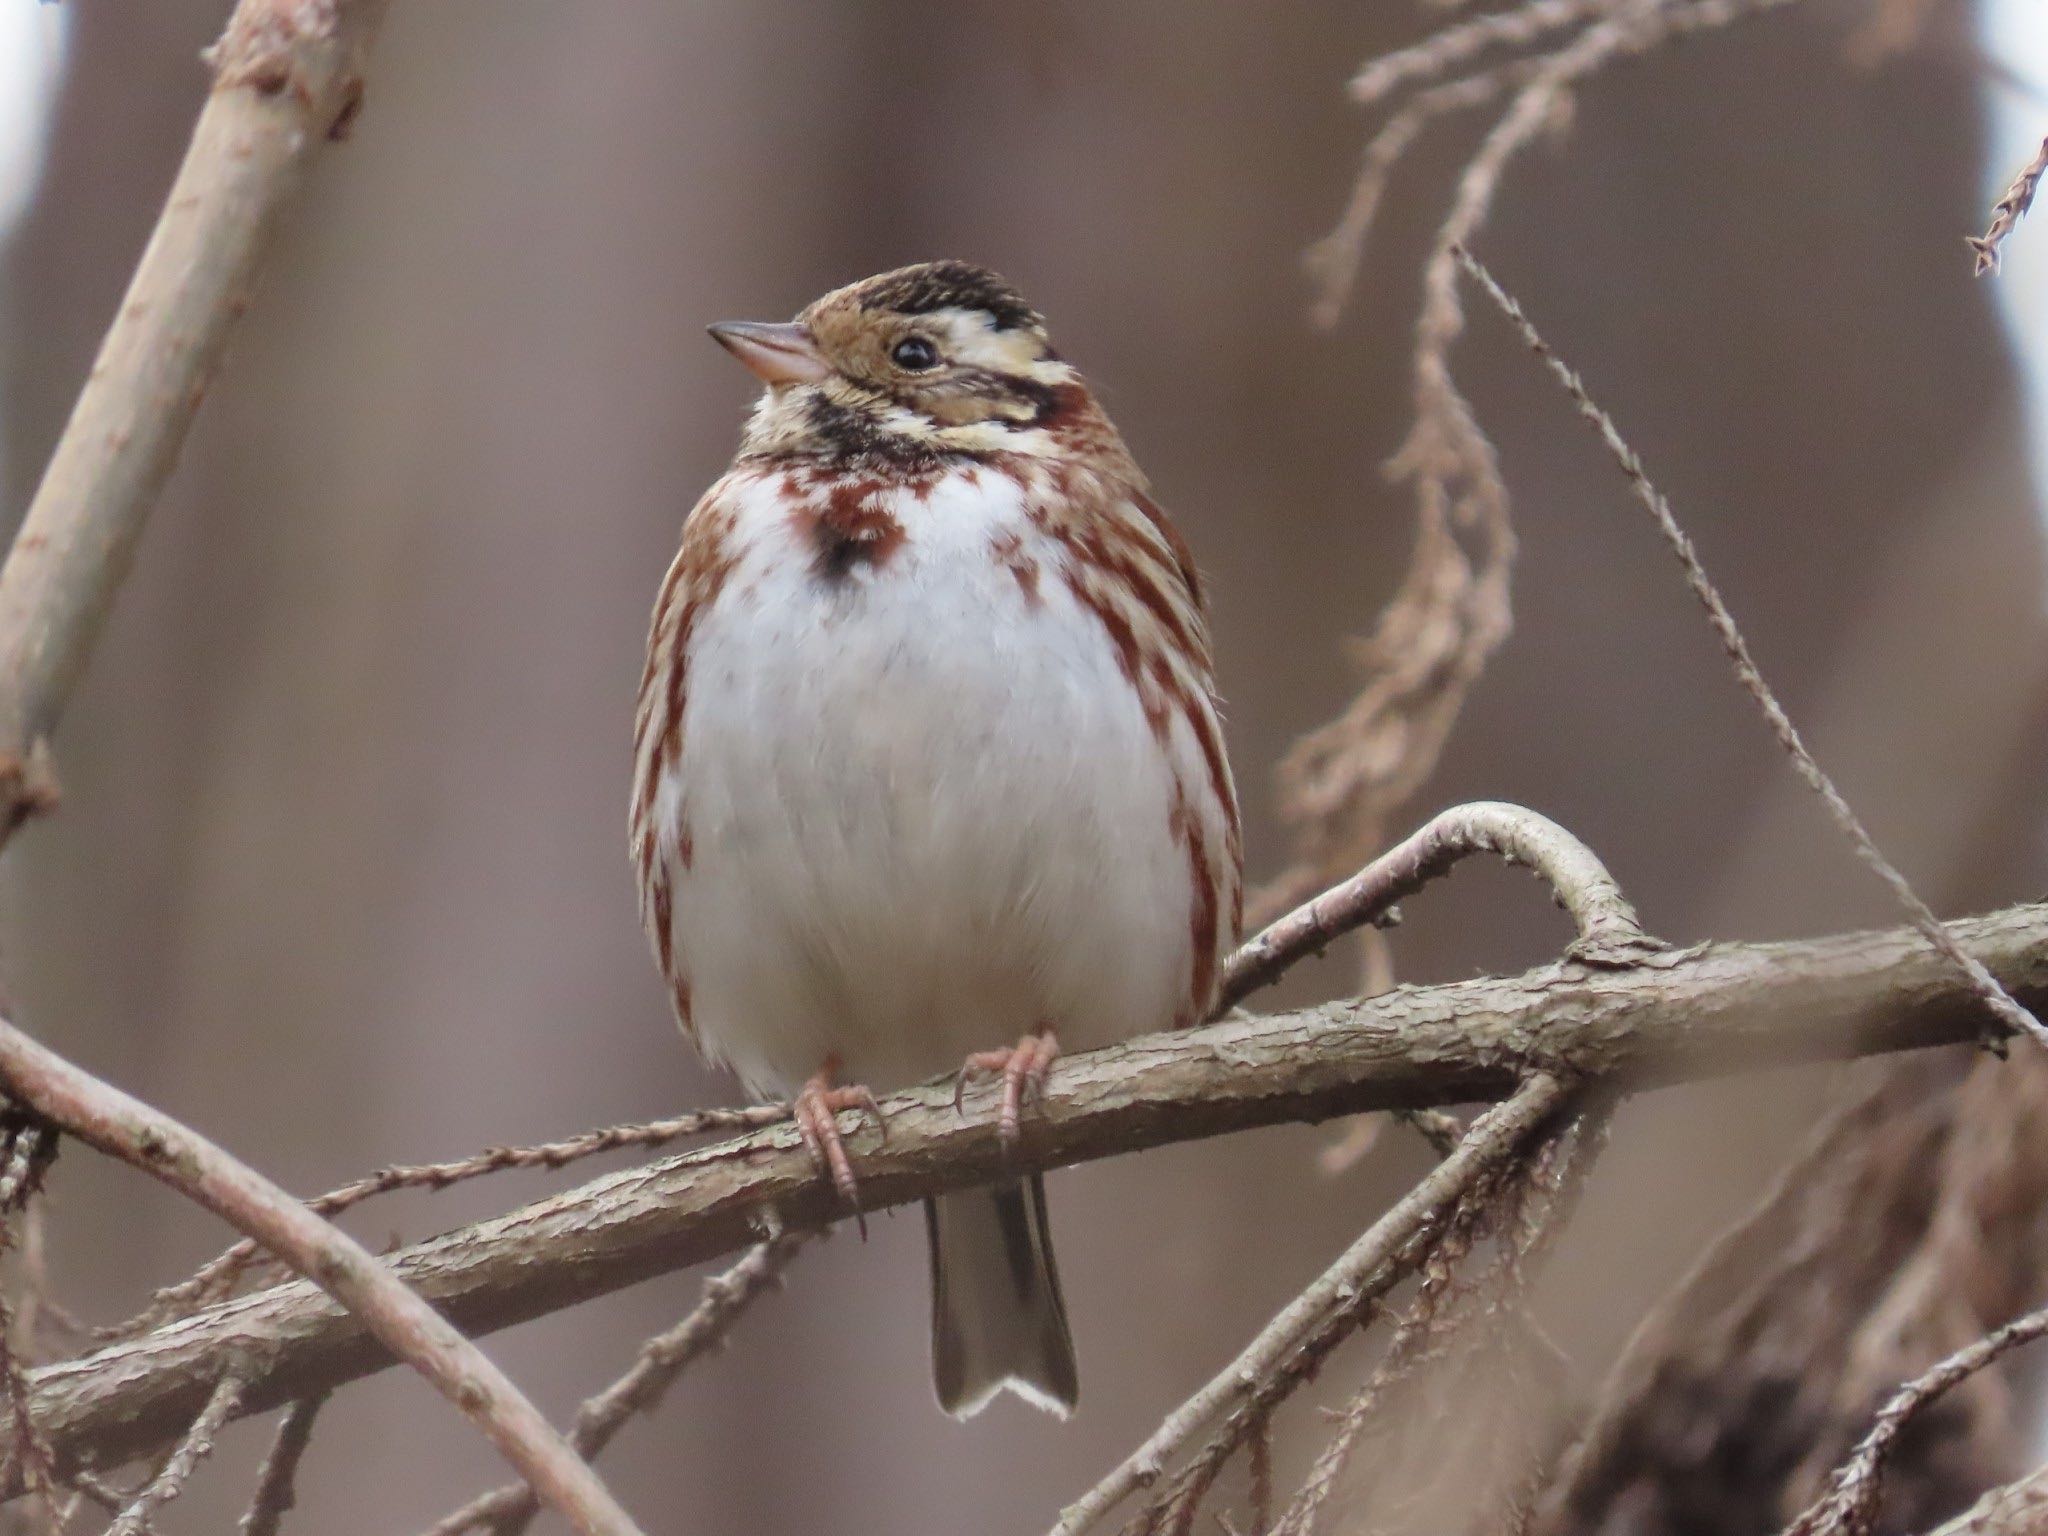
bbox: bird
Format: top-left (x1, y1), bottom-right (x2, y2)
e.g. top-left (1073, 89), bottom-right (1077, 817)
top-left (629, 260), bottom-right (1242, 1419)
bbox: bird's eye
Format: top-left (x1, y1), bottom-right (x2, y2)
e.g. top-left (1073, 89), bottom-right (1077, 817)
top-left (891, 336), bottom-right (940, 372)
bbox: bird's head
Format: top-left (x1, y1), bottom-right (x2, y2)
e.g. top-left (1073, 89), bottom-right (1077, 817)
top-left (710, 261), bottom-right (1135, 476)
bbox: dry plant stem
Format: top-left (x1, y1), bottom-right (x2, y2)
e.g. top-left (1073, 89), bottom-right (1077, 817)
top-left (105, 1369), bottom-right (245, 1536)
top-left (425, 1225), bottom-right (813, 1536)
top-left (0, 0), bottom-right (391, 844)
top-left (1219, 800), bottom-right (1655, 1013)
top-left (237, 1394), bottom-right (324, 1536)
top-left (18, 901), bottom-right (2048, 1484)
top-left (1050, 1072), bottom-right (1573, 1536)
top-left (0, 1016), bottom-right (645, 1536)
top-left (1312, 0), bottom-right (1810, 325)
top-left (1973, 135), bottom-right (2048, 276)
top-left (1785, 1305), bottom-right (2048, 1536)
top-left (114, 1105), bottom-right (788, 1340)
top-left (1453, 244), bottom-right (2048, 1055)
top-left (1348, 0), bottom-right (1620, 105)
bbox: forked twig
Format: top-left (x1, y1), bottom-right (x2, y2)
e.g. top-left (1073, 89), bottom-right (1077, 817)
top-left (1347, 0), bottom-right (1620, 107)
top-left (1452, 244), bottom-right (2048, 1056)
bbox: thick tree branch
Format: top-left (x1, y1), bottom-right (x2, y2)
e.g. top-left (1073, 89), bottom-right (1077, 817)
top-left (0, 0), bottom-right (389, 843)
top-left (14, 901), bottom-right (2048, 1483)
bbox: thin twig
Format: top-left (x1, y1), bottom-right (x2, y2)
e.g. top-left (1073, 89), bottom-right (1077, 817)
top-left (1920, 1460), bottom-right (2048, 1536)
top-left (1348, 0), bottom-right (1620, 107)
top-left (1972, 135), bottom-right (2048, 276)
top-left (1453, 243), bottom-right (2048, 1055)
top-left (421, 1222), bottom-right (813, 1536)
top-left (0, 1014), bottom-right (645, 1536)
top-left (237, 1395), bottom-right (325, 1536)
top-left (1784, 1305), bottom-right (2048, 1536)
top-left (1050, 1073), bottom-right (1574, 1536)
top-left (105, 1367), bottom-right (247, 1536)
top-left (0, 0), bottom-right (391, 845)
top-left (15, 901), bottom-right (2048, 1487)
top-left (1220, 800), bottom-right (1658, 1014)
top-left (110, 1105), bottom-right (788, 1340)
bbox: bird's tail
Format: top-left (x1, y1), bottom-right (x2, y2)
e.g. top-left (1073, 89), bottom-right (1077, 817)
top-left (926, 1177), bottom-right (1078, 1418)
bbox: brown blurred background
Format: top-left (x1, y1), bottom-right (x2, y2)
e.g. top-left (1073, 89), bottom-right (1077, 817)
top-left (1, 2), bottom-right (2044, 1531)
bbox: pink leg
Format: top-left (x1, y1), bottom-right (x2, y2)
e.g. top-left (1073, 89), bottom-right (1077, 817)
top-left (953, 1027), bottom-right (1061, 1148)
top-left (791, 1056), bottom-right (883, 1229)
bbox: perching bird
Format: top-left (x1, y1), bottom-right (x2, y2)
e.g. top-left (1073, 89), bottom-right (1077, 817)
top-left (630, 261), bottom-right (1242, 1418)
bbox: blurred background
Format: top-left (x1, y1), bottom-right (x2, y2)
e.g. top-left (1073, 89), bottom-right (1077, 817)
top-left (0, 2), bottom-right (2044, 1531)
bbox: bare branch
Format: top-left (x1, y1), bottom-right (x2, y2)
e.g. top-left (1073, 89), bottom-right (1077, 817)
top-left (1972, 135), bottom-right (2048, 276)
top-left (0, 0), bottom-right (391, 845)
top-left (1452, 243), bottom-right (2048, 1055)
top-left (1786, 1306), bottom-right (2048, 1536)
top-left (1221, 800), bottom-right (1658, 1013)
top-left (424, 1223), bottom-right (814, 1536)
top-left (0, 1016), bottom-right (645, 1536)
top-left (105, 1368), bottom-right (246, 1536)
top-left (237, 1395), bottom-right (324, 1536)
top-left (15, 900), bottom-right (2048, 1488)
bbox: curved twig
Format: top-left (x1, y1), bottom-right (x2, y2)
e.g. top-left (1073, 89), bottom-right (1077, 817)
top-left (1220, 799), bottom-right (1660, 1013)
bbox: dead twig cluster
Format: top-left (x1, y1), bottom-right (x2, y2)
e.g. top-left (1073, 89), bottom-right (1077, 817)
top-left (1262, 0), bottom-right (1814, 943)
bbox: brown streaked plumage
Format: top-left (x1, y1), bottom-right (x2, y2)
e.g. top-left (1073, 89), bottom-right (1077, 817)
top-left (630, 261), bottom-right (1241, 1418)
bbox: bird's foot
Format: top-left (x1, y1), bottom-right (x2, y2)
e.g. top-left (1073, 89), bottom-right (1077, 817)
top-left (792, 1059), bottom-right (884, 1235)
top-left (954, 1027), bottom-right (1061, 1150)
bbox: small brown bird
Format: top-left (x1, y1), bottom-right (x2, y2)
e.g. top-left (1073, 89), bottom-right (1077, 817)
top-left (630, 261), bottom-right (1242, 1417)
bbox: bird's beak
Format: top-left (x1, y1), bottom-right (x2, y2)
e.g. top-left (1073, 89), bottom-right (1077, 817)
top-left (707, 321), bottom-right (831, 385)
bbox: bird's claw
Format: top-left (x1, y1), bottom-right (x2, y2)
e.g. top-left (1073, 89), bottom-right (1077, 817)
top-left (954, 1028), bottom-right (1061, 1150)
top-left (792, 1068), bottom-right (884, 1237)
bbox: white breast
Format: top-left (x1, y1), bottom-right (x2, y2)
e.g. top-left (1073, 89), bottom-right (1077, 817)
top-left (653, 464), bottom-right (1203, 1097)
